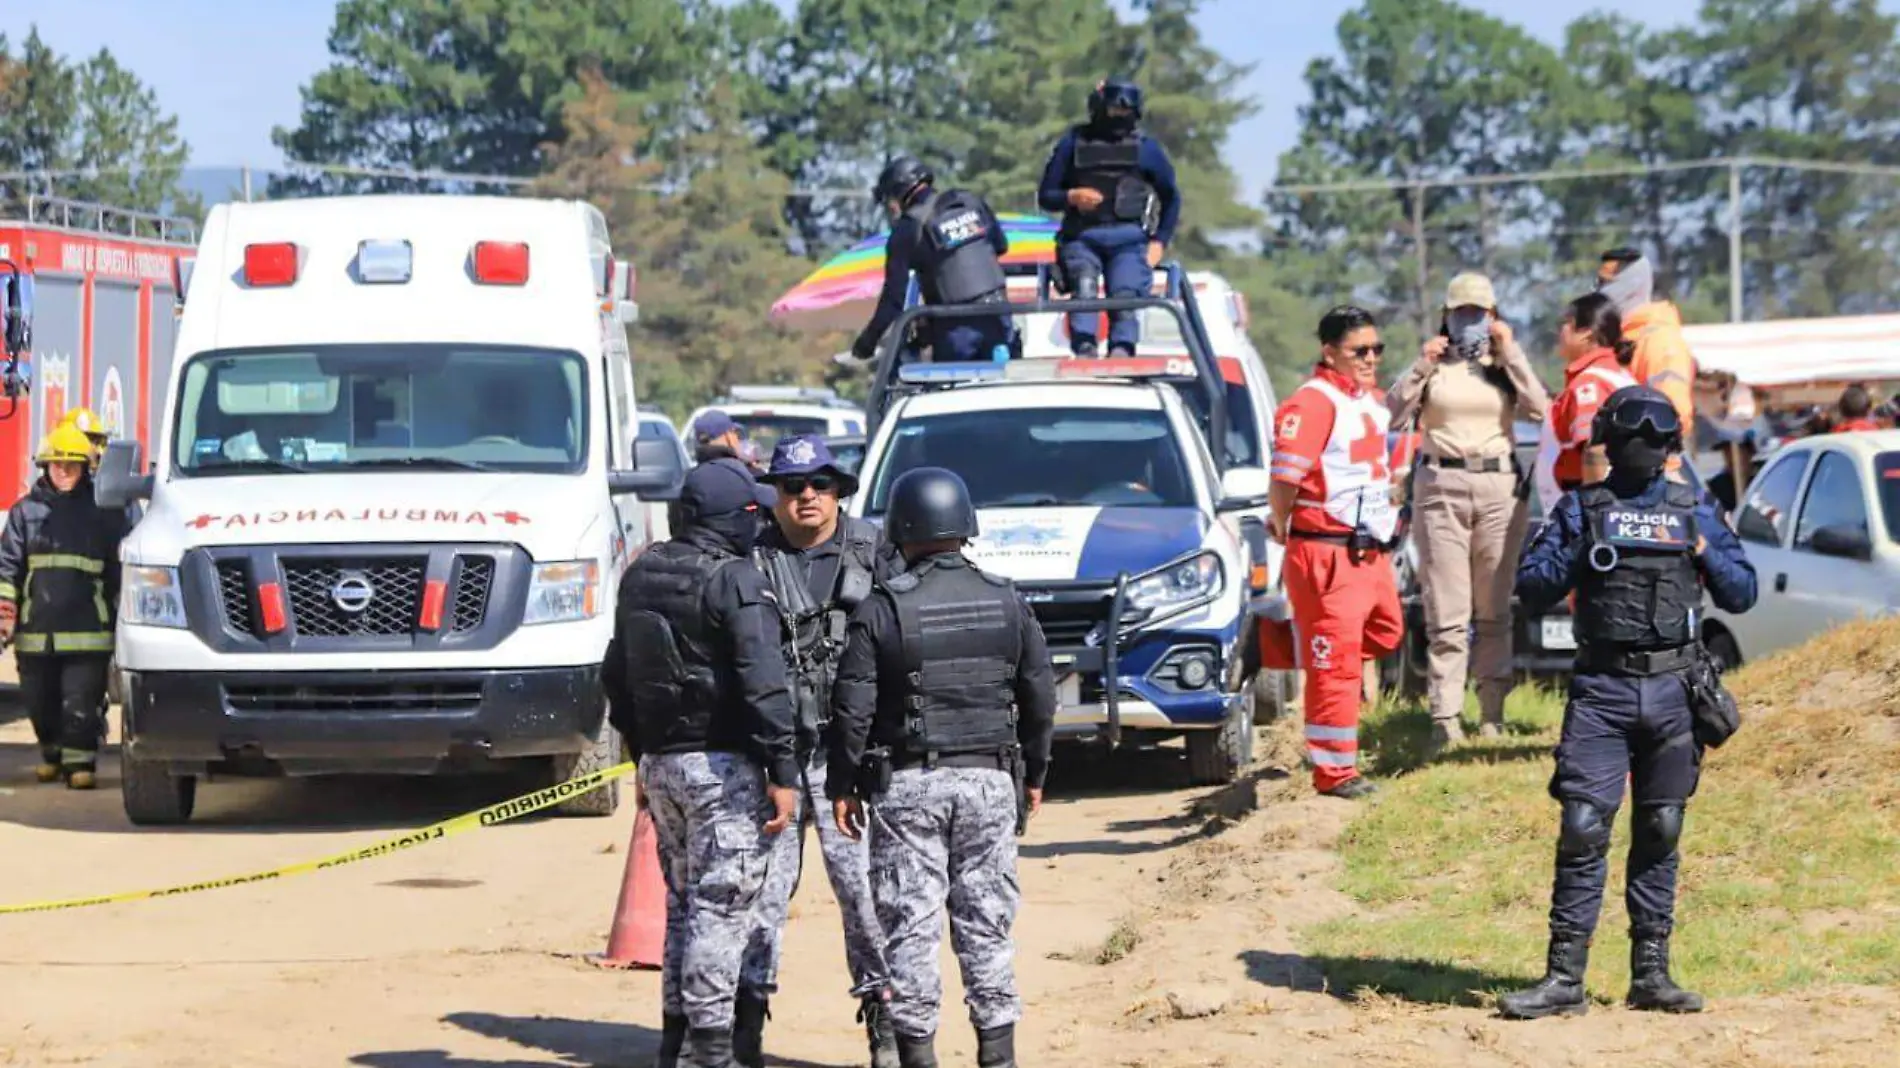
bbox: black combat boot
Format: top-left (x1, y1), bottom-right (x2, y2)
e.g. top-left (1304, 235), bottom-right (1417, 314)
top-left (895, 1032), bottom-right (938, 1068)
top-left (732, 988), bottom-right (769, 1068)
top-left (975, 1024), bottom-right (1017, 1068)
top-left (686, 1027), bottom-right (734, 1068)
top-left (655, 1014), bottom-right (687, 1068)
top-left (1497, 933), bottom-right (1590, 1019)
top-left (858, 992), bottom-right (899, 1068)
top-left (1627, 935), bottom-right (1704, 1013)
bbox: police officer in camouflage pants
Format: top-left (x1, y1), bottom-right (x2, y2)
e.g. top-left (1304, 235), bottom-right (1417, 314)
top-left (739, 436), bottom-right (906, 1068)
top-left (828, 467), bottom-right (1057, 1068)
top-left (604, 459), bottom-right (802, 1068)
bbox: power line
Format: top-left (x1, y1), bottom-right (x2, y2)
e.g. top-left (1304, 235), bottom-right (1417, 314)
top-left (1263, 155), bottom-right (1900, 197)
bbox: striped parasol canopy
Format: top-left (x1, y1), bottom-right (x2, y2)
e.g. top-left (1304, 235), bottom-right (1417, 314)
top-left (770, 213), bottom-right (1060, 334)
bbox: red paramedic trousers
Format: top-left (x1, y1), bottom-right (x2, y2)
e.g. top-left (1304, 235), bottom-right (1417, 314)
top-left (1284, 538), bottom-right (1404, 792)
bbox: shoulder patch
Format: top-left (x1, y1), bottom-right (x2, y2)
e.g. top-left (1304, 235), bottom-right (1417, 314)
top-left (1276, 411), bottom-right (1301, 440)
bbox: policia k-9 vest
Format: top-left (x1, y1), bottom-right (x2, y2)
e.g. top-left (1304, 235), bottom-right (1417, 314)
top-left (881, 557), bottom-right (1024, 769)
top-left (1576, 481), bottom-right (1701, 667)
top-left (611, 541), bottom-right (747, 753)
top-left (754, 520), bottom-right (880, 747)
top-left (905, 189), bottom-right (1008, 306)
top-left (1065, 126), bottom-right (1160, 237)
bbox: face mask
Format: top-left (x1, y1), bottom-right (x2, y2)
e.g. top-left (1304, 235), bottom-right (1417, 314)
top-left (1606, 436), bottom-right (1668, 478)
top-left (1598, 257), bottom-right (1654, 317)
top-left (696, 507), bottom-right (761, 555)
top-left (1445, 308), bottom-right (1491, 361)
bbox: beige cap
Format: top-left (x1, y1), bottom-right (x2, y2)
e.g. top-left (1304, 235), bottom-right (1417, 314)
top-left (1444, 271), bottom-right (1497, 310)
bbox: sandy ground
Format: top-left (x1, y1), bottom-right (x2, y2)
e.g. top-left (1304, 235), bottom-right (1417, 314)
top-left (2, 657), bottom-right (1895, 1068)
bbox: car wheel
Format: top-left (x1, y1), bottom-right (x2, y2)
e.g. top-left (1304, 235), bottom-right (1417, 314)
top-left (1252, 669), bottom-right (1293, 723)
top-left (1706, 631), bottom-right (1742, 673)
top-left (549, 714), bottom-right (623, 818)
top-left (122, 752), bottom-right (196, 826)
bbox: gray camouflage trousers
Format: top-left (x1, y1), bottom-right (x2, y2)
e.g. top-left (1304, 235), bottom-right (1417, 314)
top-left (740, 748), bottom-right (891, 996)
top-left (641, 750), bottom-right (775, 1031)
top-left (870, 766), bottom-right (1022, 1038)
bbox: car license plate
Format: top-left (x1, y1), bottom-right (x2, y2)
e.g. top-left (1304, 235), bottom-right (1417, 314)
top-left (1540, 617), bottom-right (1576, 651)
top-left (1058, 673), bottom-right (1081, 707)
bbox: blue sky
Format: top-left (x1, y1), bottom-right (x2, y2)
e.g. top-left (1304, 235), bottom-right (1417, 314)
top-left (0, 0), bottom-right (1755, 200)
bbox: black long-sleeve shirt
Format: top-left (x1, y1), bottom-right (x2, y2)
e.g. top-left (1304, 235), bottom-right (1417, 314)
top-left (850, 194), bottom-right (1011, 360)
top-left (825, 552), bottom-right (1056, 795)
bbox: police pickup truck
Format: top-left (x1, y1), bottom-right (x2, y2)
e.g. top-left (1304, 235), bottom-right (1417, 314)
top-left (848, 266), bottom-right (1273, 784)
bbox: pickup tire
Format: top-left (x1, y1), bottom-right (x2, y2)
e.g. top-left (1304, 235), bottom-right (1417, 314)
top-left (1253, 670), bottom-right (1293, 723)
top-left (121, 752), bottom-right (196, 826)
top-left (549, 715), bottom-right (622, 818)
top-left (1187, 687), bottom-right (1255, 786)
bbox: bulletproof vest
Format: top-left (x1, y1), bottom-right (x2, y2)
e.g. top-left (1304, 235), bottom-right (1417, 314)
top-left (1068, 126), bottom-right (1159, 232)
top-left (615, 541), bottom-right (739, 753)
top-left (1576, 482), bottom-right (1702, 651)
top-left (883, 556), bottom-right (1023, 761)
top-left (754, 520), bottom-right (880, 738)
top-left (907, 190), bottom-right (1007, 305)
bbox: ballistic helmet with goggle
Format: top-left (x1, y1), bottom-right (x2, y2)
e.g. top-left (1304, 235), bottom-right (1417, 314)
top-left (873, 155), bottom-right (934, 207)
top-left (1088, 78), bottom-right (1144, 126)
top-left (1591, 384), bottom-right (1683, 452)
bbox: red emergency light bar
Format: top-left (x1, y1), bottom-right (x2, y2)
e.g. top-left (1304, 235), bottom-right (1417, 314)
top-left (243, 243), bottom-right (299, 287)
top-left (473, 241), bottom-right (530, 285)
top-left (1053, 356), bottom-right (1200, 379)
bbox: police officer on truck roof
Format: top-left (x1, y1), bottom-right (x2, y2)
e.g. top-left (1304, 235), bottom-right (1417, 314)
top-left (1037, 77), bottom-right (1181, 358)
top-left (827, 467), bottom-right (1057, 1068)
top-left (601, 460), bottom-right (801, 1068)
top-left (849, 156), bottom-right (1015, 366)
top-left (1501, 385), bottom-right (1757, 1021)
top-left (736, 435), bottom-right (905, 1068)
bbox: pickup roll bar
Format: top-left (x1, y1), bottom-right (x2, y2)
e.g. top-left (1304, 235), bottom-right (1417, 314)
top-left (865, 262), bottom-right (1233, 470)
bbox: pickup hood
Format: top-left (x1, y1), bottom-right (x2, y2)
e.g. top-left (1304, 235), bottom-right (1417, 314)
top-left (963, 506), bottom-right (1208, 583)
top-left (128, 473), bottom-right (601, 562)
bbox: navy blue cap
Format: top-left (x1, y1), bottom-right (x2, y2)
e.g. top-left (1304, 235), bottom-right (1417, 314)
top-left (680, 457), bottom-right (774, 518)
top-left (759, 434), bottom-right (859, 496)
top-left (693, 410), bottom-right (739, 441)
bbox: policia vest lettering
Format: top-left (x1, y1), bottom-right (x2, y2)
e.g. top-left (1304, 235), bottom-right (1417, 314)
top-left (1066, 126), bottom-right (1160, 234)
top-left (613, 542), bottom-right (742, 754)
top-left (883, 558), bottom-right (1022, 764)
top-left (755, 522), bottom-right (879, 742)
top-left (1577, 482), bottom-right (1701, 651)
top-left (906, 190), bottom-right (1008, 306)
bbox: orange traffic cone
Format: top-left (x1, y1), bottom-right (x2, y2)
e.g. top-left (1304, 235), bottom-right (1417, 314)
top-left (590, 807), bottom-right (666, 970)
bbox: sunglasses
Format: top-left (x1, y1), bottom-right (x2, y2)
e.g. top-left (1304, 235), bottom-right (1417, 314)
top-left (1342, 343), bottom-right (1385, 359)
top-left (778, 474), bottom-right (840, 496)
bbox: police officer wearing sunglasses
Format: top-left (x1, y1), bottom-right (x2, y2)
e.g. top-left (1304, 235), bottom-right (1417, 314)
top-left (1503, 385), bottom-right (1757, 1021)
top-left (737, 435), bottom-right (907, 1068)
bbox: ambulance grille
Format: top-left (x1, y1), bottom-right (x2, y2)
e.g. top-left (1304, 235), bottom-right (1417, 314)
top-left (215, 560), bottom-right (254, 634)
top-left (282, 558), bottom-right (426, 637)
top-left (451, 556), bottom-right (495, 633)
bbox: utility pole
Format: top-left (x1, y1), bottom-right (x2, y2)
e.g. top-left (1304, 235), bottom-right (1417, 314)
top-left (1413, 180), bottom-right (1429, 336)
top-left (241, 166), bottom-right (254, 203)
top-left (1727, 162), bottom-right (1743, 322)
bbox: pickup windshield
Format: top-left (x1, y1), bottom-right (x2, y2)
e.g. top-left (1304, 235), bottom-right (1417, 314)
top-left (720, 413), bottom-right (831, 455)
top-left (866, 407), bottom-right (1195, 512)
top-left (1877, 452), bottom-right (1900, 543)
top-left (172, 344), bottom-right (587, 475)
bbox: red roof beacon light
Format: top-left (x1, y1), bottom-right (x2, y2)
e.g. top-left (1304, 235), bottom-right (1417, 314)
top-left (243, 243), bottom-right (300, 287)
top-left (472, 241), bottom-right (530, 285)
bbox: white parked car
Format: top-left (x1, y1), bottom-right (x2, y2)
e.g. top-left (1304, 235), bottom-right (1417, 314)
top-left (1704, 429), bottom-right (1900, 666)
top-left (681, 385), bottom-right (866, 459)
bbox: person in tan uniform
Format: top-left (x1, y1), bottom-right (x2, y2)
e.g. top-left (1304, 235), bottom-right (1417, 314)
top-left (1388, 273), bottom-right (1550, 752)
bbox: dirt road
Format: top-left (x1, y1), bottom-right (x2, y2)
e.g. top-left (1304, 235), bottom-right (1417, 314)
top-left (3, 688), bottom-right (1894, 1067)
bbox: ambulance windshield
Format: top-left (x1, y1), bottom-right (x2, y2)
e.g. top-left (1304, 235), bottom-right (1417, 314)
top-left (173, 344), bottom-right (587, 475)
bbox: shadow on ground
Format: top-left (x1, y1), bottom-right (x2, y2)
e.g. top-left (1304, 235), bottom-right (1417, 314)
top-left (351, 1013), bottom-right (850, 1068)
top-left (1240, 948), bottom-right (1529, 1008)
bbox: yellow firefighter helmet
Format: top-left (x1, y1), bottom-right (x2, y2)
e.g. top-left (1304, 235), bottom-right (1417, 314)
top-left (58, 407), bottom-right (109, 443)
top-left (35, 425), bottom-right (97, 466)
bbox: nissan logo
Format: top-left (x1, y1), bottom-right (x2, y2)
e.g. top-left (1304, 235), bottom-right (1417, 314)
top-left (331, 572), bottom-right (376, 613)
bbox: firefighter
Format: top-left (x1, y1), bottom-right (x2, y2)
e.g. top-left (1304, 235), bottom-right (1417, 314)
top-left (1502, 385), bottom-right (1757, 1020)
top-left (0, 425), bottom-right (128, 788)
top-left (1268, 306), bottom-right (1406, 798)
top-left (57, 407), bottom-right (110, 470)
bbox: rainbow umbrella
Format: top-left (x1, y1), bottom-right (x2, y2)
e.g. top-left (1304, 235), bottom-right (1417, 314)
top-left (770, 213), bottom-right (1060, 334)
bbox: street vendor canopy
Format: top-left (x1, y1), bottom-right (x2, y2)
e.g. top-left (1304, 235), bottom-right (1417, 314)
top-left (1684, 313), bottom-right (1900, 388)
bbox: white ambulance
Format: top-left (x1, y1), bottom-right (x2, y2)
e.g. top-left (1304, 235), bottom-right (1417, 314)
top-left (94, 195), bottom-right (683, 825)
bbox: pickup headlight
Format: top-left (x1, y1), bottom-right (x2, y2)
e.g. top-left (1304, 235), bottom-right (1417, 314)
top-left (523, 560), bottom-right (600, 625)
top-left (122, 565), bottom-right (188, 628)
top-left (1125, 552), bottom-right (1224, 618)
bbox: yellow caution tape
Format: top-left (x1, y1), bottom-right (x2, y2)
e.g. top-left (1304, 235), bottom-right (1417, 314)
top-left (0, 761), bottom-right (636, 915)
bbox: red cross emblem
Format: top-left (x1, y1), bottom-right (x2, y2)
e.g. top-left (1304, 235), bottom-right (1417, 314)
top-left (186, 514), bottom-right (218, 530)
top-left (1347, 414), bottom-right (1388, 481)
top-left (493, 511), bottom-right (531, 526)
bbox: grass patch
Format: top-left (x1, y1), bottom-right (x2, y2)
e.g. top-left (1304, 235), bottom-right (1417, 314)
top-left (1303, 618), bottom-right (1900, 1005)
top-left (1095, 917), bottom-right (1143, 965)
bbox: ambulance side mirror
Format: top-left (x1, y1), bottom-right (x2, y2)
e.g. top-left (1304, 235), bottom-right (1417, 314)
top-left (610, 437), bottom-right (684, 501)
top-left (97, 440), bottom-right (154, 509)
top-left (613, 258), bottom-right (638, 324)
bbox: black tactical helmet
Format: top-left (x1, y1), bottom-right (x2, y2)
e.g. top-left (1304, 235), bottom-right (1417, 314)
top-left (1591, 384), bottom-right (1683, 451)
top-left (1088, 77), bottom-right (1144, 124)
top-left (884, 467), bottom-right (979, 544)
top-left (873, 156), bottom-right (934, 206)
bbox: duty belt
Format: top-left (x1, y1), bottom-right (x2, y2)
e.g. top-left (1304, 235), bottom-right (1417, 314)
top-left (1419, 453), bottom-right (1514, 473)
top-left (891, 749), bottom-right (1013, 772)
top-left (1577, 644), bottom-right (1696, 677)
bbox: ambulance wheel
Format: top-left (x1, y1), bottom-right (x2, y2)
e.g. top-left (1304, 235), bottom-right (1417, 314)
top-left (549, 716), bottom-right (622, 818)
top-left (121, 753), bottom-right (196, 826)
top-left (1187, 689), bottom-right (1254, 786)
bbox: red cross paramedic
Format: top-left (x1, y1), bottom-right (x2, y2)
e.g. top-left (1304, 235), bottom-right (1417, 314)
top-left (1267, 305), bottom-right (1405, 799)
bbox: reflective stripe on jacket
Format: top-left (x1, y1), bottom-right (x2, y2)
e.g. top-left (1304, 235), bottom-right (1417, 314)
top-left (0, 476), bottom-right (127, 655)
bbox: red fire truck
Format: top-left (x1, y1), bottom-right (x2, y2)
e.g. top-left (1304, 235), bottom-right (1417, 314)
top-left (0, 199), bottom-right (195, 509)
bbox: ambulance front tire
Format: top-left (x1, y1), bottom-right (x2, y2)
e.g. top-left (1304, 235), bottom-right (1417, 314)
top-left (549, 713), bottom-right (622, 817)
top-left (122, 751), bottom-right (197, 826)
top-left (1186, 685), bottom-right (1255, 786)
